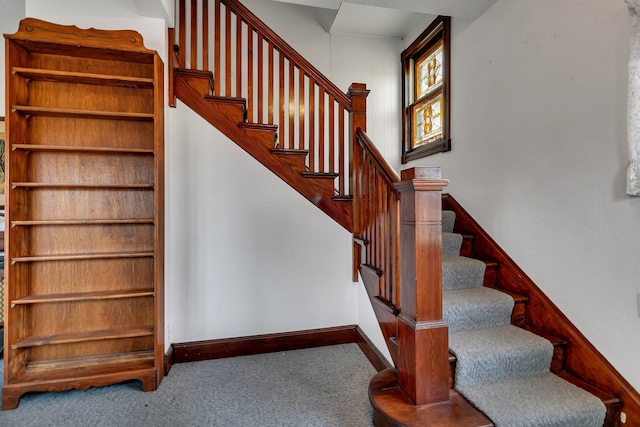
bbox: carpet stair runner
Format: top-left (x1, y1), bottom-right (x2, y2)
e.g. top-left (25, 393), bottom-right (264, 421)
top-left (441, 210), bottom-right (607, 427)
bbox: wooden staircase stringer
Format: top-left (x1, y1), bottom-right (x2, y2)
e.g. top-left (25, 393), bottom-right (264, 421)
top-left (173, 70), bottom-right (353, 231)
top-left (359, 263), bottom-right (399, 364)
top-left (443, 194), bottom-right (636, 426)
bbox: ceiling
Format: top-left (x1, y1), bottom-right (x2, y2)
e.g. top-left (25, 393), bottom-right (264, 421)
top-left (272, 0), bottom-right (496, 38)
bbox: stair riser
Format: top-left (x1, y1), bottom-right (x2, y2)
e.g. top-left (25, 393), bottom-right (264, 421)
top-left (206, 98), bottom-right (245, 123)
top-left (551, 345), bottom-right (566, 373)
top-left (510, 300), bottom-right (526, 327)
top-left (460, 237), bottom-right (472, 258)
top-left (174, 69), bottom-right (213, 96)
top-left (272, 151), bottom-right (308, 174)
top-left (243, 128), bottom-right (277, 150)
top-left (483, 264), bottom-right (496, 287)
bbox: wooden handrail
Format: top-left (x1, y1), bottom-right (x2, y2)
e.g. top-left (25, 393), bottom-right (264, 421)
top-left (355, 128), bottom-right (400, 192)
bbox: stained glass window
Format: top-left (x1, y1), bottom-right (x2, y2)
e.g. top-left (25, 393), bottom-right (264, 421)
top-left (401, 16), bottom-right (450, 163)
top-left (413, 95), bottom-right (443, 147)
top-left (416, 42), bottom-right (443, 99)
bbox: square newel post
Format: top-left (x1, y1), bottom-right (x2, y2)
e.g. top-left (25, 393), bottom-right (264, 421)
top-left (348, 83), bottom-right (369, 134)
top-left (348, 83), bottom-right (370, 282)
top-left (394, 167), bottom-right (450, 405)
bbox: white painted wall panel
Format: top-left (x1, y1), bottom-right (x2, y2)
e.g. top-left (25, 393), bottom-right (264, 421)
top-left (168, 101), bottom-right (358, 341)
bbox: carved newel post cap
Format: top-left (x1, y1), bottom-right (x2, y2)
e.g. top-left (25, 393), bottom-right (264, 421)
top-left (400, 167), bottom-right (442, 180)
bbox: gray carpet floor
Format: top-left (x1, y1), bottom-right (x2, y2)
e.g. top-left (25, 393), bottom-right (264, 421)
top-left (0, 343), bottom-right (376, 427)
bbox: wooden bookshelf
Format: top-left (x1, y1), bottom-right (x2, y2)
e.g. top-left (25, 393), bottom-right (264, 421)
top-left (3, 18), bottom-right (164, 410)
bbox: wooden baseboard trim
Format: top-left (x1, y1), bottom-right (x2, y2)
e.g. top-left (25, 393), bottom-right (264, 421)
top-left (164, 344), bottom-right (175, 376)
top-left (356, 326), bottom-right (393, 372)
top-left (170, 325), bottom-right (360, 364)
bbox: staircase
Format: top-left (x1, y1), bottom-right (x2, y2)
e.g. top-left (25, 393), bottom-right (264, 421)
top-left (172, 68), bottom-right (356, 231)
top-left (441, 209), bottom-right (614, 426)
top-left (169, 1), bottom-right (640, 426)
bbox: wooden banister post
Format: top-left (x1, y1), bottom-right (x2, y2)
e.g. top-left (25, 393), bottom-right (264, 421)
top-left (394, 167), bottom-right (450, 405)
top-left (348, 83), bottom-right (369, 133)
top-left (168, 27), bottom-right (177, 108)
top-left (348, 83), bottom-right (370, 282)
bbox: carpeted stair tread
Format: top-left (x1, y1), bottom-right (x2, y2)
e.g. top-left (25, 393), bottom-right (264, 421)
top-left (443, 256), bottom-right (486, 290)
top-left (457, 372), bottom-right (606, 427)
top-left (444, 287), bottom-right (515, 332)
top-left (450, 325), bottom-right (554, 387)
top-left (440, 207), bottom-right (607, 426)
top-left (442, 210), bottom-right (456, 233)
top-left (442, 232), bottom-right (463, 258)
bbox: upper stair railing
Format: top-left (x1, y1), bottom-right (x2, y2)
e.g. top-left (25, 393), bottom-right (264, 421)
top-left (174, 0), bottom-right (353, 198)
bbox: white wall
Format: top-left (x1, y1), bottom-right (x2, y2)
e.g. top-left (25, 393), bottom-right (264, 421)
top-left (169, 101), bottom-right (358, 341)
top-left (24, 0), bottom-right (167, 60)
top-left (0, 0), bottom-right (26, 118)
top-left (410, 0), bottom-right (640, 391)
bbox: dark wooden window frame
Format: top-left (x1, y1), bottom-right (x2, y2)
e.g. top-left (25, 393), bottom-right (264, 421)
top-left (401, 16), bottom-right (451, 164)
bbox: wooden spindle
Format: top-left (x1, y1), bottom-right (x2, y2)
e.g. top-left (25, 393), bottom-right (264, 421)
top-left (299, 72), bottom-right (305, 150)
top-left (214, 0), bottom-right (221, 94)
top-left (278, 52), bottom-right (285, 145)
top-left (236, 13), bottom-right (242, 98)
top-left (202, 0), bottom-right (209, 71)
top-left (225, 4), bottom-right (231, 95)
top-left (268, 43), bottom-right (274, 124)
top-left (309, 79), bottom-right (315, 169)
top-left (370, 160), bottom-right (376, 269)
top-left (375, 173), bottom-right (380, 288)
top-left (392, 195), bottom-right (400, 306)
top-left (374, 172), bottom-right (380, 283)
top-left (190, 0), bottom-right (197, 69)
top-left (338, 105), bottom-right (345, 195)
top-left (384, 189), bottom-right (390, 301)
top-left (318, 88), bottom-right (325, 172)
top-left (168, 27), bottom-right (176, 107)
top-left (288, 60), bottom-right (294, 150)
top-left (257, 33), bottom-right (264, 123)
top-left (247, 24), bottom-right (253, 122)
top-left (178, 0), bottom-right (186, 68)
top-left (328, 95), bottom-right (335, 174)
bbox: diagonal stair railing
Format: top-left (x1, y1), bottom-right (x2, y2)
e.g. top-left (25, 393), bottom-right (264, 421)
top-left (174, 0), bottom-right (353, 199)
top-left (353, 127), bottom-right (401, 356)
top-left (354, 128), bottom-right (450, 406)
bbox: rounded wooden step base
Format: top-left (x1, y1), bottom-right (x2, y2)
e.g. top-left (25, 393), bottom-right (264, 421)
top-left (369, 368), bottom-right (493, 427)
